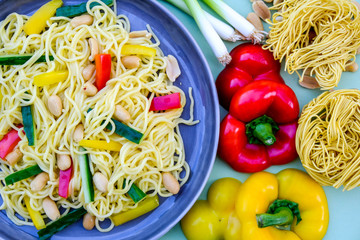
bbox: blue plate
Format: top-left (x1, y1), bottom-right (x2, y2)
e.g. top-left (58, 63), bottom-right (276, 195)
top-left (0, 0), bottom-right (219, 239)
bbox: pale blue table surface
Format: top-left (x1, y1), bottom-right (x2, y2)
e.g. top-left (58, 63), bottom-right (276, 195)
top-left (158, 0), bottom-right (360, 239)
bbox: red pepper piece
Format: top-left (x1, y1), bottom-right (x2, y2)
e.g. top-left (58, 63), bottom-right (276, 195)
top-left (149, 92), bottom-right (181, 111)
top-left (216, 43), bottom-right (284, 109)
top-left (218, 80), bottom-right (299, 173)
top-left (58, 159), bottom-right (73, 198)
top-left (95, 54), bottom-right (112, 90)
top-left (0, 127), bottom-right (22, 159)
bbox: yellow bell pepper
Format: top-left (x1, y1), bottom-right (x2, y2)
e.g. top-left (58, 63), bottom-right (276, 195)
top-left (236, 169), bottom-right (329, 240)
top-left (121, 45), bottom-right (156, 57)
top-left (79, 139), bottom-right (122, 151)
top-left (111, 195), bottom-right (159, 226)
top-left (181, 169), bottom-right (329, 240)
top-left (181, 178), bottom-right (242, 240)
top-left (33, 70), bottom-right (68, 86)
top-left (23, 0), bottom-right (63, 35)
top-left (24, 196), bottom-right (45, 230)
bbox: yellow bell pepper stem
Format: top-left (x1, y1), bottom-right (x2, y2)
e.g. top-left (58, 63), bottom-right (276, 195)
top-left (121, 45), bottom-right (156, 57)
top-left (33, 70), bottom-right (68, 86)
top-left (277, 168), bottom-right (329, 240)
top-left (111, 195), bottom-right (159, 226)
top-left (24, 196), bottom-right (45, 230)
top-left (79, 139), bottom-right (122, 151)
top-left (23, 0), bottom-right (63, 35)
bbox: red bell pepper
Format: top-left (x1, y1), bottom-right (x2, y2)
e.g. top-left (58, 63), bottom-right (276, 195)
top-left (149, 92), bottom-right (181, 111)
top-left (58, 159), bottom-right (73, 198)
top-left (95, 54), bottom-right (112, 90)
top-left (218, 80), bottom-right (299, 173)
top-left (0, 126), bottom-right (22, 159)
top-left (216, 43), bottom-right (284, 109)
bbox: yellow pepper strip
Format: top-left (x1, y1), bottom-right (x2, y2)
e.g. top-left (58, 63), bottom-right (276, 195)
top-left (121, 45), bottom-right (156, 57)
top-left (24, 196), bottom-right (45, 230)
top-left (181, 178), bottom-right (242, 240)
top-left (23, 0), bottom-right (63, 35)
top-left (79, 139), bottom-right (122, 151)
top-left (0, 91), bottom-right (2, 104)
top-left (111, 195), bottom-right (159, 226)
top-left (181, 169), bottom-right (329, 240)
top-left (33, 70), bottom-right (68, 87)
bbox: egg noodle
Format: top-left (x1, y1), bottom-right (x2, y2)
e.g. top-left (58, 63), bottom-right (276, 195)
top-left (296, 90), bottom-right (360, 190)
top-left (0, 0), bottom-right (197, 232)
top-left (264, 0), bottom-right (360, 90)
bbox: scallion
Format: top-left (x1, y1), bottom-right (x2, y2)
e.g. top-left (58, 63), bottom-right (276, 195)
top-left (164, 0), bottom-right (243, 42)
top-left (202, 0), bottom-right (266, 43)
top-left (183, 0), bottom-right (231, 65)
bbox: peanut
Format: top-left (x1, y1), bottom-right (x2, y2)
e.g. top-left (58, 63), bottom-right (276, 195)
top-left (299, 75), bottom-right (320, 89)
top-left (83, 82), bottom-right (98, 97)
top-left (88, 38), bottom-right (99, 62)
top-left (129, 30), bottom-right (152, 39)
top-left (345, 61), bottom-right (359, 72)
top-left (247, 12), bottom-right (264, 31)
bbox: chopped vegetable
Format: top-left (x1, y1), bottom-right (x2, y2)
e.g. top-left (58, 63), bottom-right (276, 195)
top-left (216, 43), bottom-right (284, 109)
top-left (111, 195), bottom-right (159, 226)
top-left (24, 196), bottom-right (46, 230)
top-left (21, 105), bottom-right (36, 146)
top-left (149, 92), bottom-right (182, 111)
top-left (33, 70), bottom-right (69, 87)
top-left (0, 54), bottom-right (54, 65)
top-left (218, 80), bottom-right (299, 173)
top-left (123, 181), bottom-right (146, 203)
top-left (58, 159), bottom-right (72, 198)
top-left (79, 147), bottom-right (94, 203)
top-left (105, 118), bottom-right (143, 144)
top-left (203, 0), bottom-right (265, 43)
top-left (0, 91), bottom-right (3, 104)
top-left (55, 0), bottom-right (114, 17)
top-left (164, 0), bottom-right (242, 42)
top-left (121, 45), bottom-right (156, 57)
top-left (95, 54), bottom-right (112, 90)
top-left (0, 127), bottom-right (22, 159)
top-left (5, 164), bottom-right (43, 185)
top-left (23, 0), bottom-right (63, 35)
top-left (79, 139), bottom-right (122, 151)
top-left (37, 208), bottom-right (87, 240)
top-left (183, 0), bottom-right (231, 65)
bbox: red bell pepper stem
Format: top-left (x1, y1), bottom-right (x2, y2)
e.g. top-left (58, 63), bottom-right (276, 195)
top-left (58, 159), bottom-right (73, 198)
top-left (0, 127), bottom-right (22, 159)
top-left (246, 115), bottom-right (279, 146)
top-left (95, 54), bottom-right (112, 90)
top-left (149, 92), bottom-right (181, 111)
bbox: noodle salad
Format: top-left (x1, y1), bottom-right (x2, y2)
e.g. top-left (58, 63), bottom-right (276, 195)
top-left (0, 0), bottom-right (198, 237)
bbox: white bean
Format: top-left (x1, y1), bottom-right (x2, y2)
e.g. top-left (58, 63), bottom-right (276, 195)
top-left (73, 124), bottom-right (84, 142)
top-left (5, 148), bottom-right (23, 166)
top-left (30, 172), bottom-right (49, 192)
top-left (93, 172), bottom-right (108, 193)
top-left (42, 197), bottom-right (60, 221)
top-left (121, 56), bottom-right (140, 69)
top-left (83, 82), bottom-right (98, 97)
top-left (88, 38), bottom-right (99, 62)
top-left (57, 154), bottom-right (71, 171)
top-left (114, 105), bottom-right (131, 124)
top-left (162, 172), bottom-right (180, 194)
top-left (83, 213), bottom-right (96, 230)
top-left (47, 95), bottom-right (63, 117)
top-left (70, 15), bottom-right (93, 28)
